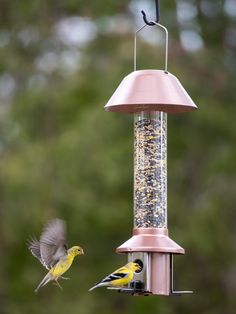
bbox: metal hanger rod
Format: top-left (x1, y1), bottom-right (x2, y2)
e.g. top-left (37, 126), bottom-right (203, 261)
top-left (141, 0), bottom-right (160, 26)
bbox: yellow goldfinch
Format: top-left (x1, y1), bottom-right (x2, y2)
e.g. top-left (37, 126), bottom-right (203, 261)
top-left (28, 218), bottom-right (84, 293)
top-left (89, 262), bottom-right (141, 291)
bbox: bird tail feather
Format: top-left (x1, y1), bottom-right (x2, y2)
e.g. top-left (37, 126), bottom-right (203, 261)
top-left (35, 273), bottom-right (52, 293)
top-left (89, 282), bottom-right (108, 291)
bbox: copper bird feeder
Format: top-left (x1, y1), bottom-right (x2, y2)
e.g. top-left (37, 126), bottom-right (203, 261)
top-left (104, 5), bottom-right (197, 296)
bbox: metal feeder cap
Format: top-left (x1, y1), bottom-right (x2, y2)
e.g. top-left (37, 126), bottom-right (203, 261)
top-left (105, 70), bottom-right (198, 114)
top-left (116, 228), bottom-right (185, 254)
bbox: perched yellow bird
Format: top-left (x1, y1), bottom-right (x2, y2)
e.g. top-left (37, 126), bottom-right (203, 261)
top-left (28, 218), bottom-right (84, 293)
top-left (89, 262), bottom-right (141, 291)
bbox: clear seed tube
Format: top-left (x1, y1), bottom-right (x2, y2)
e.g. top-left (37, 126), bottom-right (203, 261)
top-left (134, 111), bottom-right (167, 228)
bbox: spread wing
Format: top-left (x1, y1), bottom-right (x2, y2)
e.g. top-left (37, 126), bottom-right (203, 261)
top-left (40, 218), bottom-right (67, 269)
top-left (28, 237), bottom-right (42, 262)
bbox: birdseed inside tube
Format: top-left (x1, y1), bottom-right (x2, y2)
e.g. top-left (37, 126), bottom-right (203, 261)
top-left (134, 111), bottom-right (167, 228)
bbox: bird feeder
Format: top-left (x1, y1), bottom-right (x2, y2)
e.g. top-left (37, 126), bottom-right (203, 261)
top-left (104, 19), bottom-right (197, 296)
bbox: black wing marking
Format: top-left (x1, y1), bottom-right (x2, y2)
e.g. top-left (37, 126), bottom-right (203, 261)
top-left (102, 272), bottom-right (128, 283)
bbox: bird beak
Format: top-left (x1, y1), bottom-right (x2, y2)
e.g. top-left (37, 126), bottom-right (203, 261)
top-left (136, 265), bottom-right (142, 272)
top-left (81, 249), bottom-right (85, 255)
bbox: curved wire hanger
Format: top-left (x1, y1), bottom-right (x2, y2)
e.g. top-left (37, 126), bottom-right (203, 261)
top-left (134, 1), bottom-right (168, 73)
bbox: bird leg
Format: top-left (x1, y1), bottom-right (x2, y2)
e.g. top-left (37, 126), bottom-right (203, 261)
top-left (53, 279), bottom-right (63, 290)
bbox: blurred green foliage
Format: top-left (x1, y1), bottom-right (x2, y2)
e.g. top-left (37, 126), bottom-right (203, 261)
top-left (0, 0), bottom-right (236, 314)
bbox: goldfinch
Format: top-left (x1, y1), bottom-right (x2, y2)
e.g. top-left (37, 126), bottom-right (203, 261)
top-left (89, 262), bottom-right (141, 291)
top-left (28, 218), bottom-right (84, 293)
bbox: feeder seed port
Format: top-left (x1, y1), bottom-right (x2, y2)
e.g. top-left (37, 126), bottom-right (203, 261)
top-left (134, 259), bottom-right (143, 273)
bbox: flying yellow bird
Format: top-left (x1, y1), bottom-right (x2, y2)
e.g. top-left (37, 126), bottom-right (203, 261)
top-left (89, 262), bottom-right (141, 291)
top-left (28, 218), bottom-right (84, 293)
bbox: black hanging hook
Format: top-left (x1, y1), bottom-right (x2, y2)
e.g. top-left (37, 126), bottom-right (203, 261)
top-left (141, 0), bottom-right (160, 26)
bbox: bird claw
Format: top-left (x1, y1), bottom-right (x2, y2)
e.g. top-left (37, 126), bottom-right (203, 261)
top-left (60, 276), bottom-right (70, 280)
top-left (53, 280), bottom-right (63, 290)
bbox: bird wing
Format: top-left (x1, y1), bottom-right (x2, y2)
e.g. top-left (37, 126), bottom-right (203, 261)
top-left (40, 218), bottom-right (67, 269)
top-left (89, 266), bottom-right (131, 291)
top-left (28, 237), bottom-right (42, 261)
top-left (101, 272), bottom-right (128, 283)
top-left (101, 266), bottom-right (130, 284)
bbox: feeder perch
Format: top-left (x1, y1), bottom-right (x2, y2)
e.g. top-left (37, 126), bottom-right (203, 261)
top-left (104, 19), bottom-right (197, 296)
